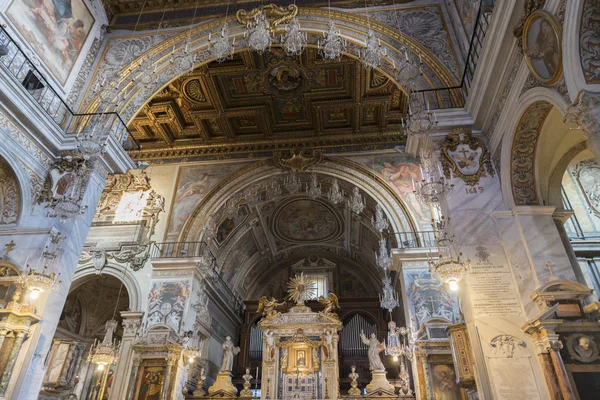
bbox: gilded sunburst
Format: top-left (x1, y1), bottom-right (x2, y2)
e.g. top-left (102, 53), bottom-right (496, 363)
top-left (286, 273), bottom-right (316, 305)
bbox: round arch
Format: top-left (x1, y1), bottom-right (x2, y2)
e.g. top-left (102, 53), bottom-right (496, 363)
top-left (500, 87), bottom-right (571, 208)
top-left (81, 8), bottom-right (459, 122)
top-left (71, 264), bottom-right (142, 311)
top-left (0, 143), bottom-right (31, 226)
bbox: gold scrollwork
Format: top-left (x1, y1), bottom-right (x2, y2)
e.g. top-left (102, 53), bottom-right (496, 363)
top-left (273, 149), bottom-right (323, 173)
top-left (236, 4), bottom-right (298, 31)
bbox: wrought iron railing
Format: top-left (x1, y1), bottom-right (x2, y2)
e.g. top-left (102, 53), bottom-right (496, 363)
top-left (0, 24), bottom-right (140, 150)
top-left (151, 241), bottom-right (209, 258)
top-left (393, 231), bottom-right (437, 249)
top-left (417, 0), bottom-right (496, 108)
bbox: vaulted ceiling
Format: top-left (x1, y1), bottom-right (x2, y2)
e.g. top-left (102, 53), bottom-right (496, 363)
top-left (129, 48), bottom-right (407, 160)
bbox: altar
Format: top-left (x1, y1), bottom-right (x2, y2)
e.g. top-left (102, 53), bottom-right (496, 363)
top-left (257, 275), bottom-right (343, 399)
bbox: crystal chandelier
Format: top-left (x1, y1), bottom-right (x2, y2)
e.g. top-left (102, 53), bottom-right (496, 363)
top-left (318, 21), bottom-right (346, 61)
top-left (404, 90), bottom-right (438, 136)
top-left (246, 10), bottom-right (272, 54)
top-left (244, 184), bottom-right (261, 207)
top-left (385, 320), bottom-right (414, 395)
top-left (76, 120), bottom-right (107, 161)
top-left (327, 178), bottom-right (344, 204)
top-left (371, 203), bottom-right (389, 233)
top-left (347, 186), bottom-right (365, 214)
top-left (284, 173), bottom-right (302, 194)
top-left (429, 214), bottom-right (469, 291)
top-left (306, 173), bottom-right (322, 199)
top-left (359, 29), bottom-right (386, 69)
top-left (393, 48), bottom-right (423, 84)
top-left (19, 262), bottom-right (61, 299)
top-left (376, 237), bottom-right (392, 270)
top-left (89, 319), bottom-right (119, 369)
top-left (281, 17), bottom-right (307, 56)
top-left (209, 26), bottom-right (235, 62)
top-left (171, 42), bottom-right (196, 75)
top-left (413, 147), bottom-right (453, 206)
top-left (379, 275), bottom-right (399, 312)
top-left (263, 179), bottom-right (282, 202)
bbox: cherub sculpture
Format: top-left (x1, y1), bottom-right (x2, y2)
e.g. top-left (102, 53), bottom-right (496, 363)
top-left (257, 296), bottom-right (285, 319)
top-left (318, 293), bottom-right (340, 316)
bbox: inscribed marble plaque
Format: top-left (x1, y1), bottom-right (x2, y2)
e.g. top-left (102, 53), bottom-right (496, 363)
top-left (488, 357), bottom-right (541, 400)
top-left (466, 245), bottom-right (522, 316)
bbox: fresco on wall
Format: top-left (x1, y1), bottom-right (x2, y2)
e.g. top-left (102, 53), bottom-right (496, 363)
top-left (404, 270), bottom-right (458, 329)
top-left (429, 363), bottom-right (461, 400)
top-left (353, 154), bottom-right (430, 227)
top-left (166, 164), bottom-right (244, 241)
top-left (452, 0), bottom-right (480, 39)
top-left (146, 281), bottom-right (191, 332)
top-left (216, 205), bottom-right (249, 245)
top-left (563, 159), bottom-right (600, 235)
top-left (274, 199), bottom-right (341, 242)
top-left (7, 0), bottom-right (95, 85)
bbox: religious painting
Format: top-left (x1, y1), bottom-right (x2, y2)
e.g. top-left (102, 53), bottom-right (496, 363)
top-left (221, 232), bottom-right (258, 286)
top-left (216, 205), bottom-right (249, 245)
top-left (166, 164), bottom-right (245, 241)
top-left (429, 363), bottom-right (461, 400)
top-left (441, 129), bottom-right (495, 186)
top-left (273, 199), bottom-right (342, 243)
top-left (405, 270), bottom-right (457, 329)
top-left (296, 350), bottom-right (307, 367)
top-left (6, 0), bottom-right (95, 85)
top-left (145, 281), bottom-right (191, 332)
top-left (452, 0), bottom-right (480, 38)
top-left (134, 361), bottom-right (174, 400)
top-left (523, 10), bottom-right (562, 85)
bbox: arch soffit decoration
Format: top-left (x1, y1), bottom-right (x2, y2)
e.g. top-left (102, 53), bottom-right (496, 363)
top-left (82, 8), bottom-right (459, 121)
top-left (71, 264), bottom-right (141, 311)
top-left (562, 0), bottom-right (593, 100)
top-left (501, 87), bottom-right (570, 208)
top-left (177, 156), bottom-right (420, 244)
top-left (0, 149), bottom-right (30, 225)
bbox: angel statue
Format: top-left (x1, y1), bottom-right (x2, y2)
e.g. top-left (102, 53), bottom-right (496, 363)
top-left (219, 336), bottom-right (241, 374)
top-left (318, 293), bottom-right (340, 316)
top-left (360, 330), bottom-right (386, 371)
top-left (257, 296), bottom-right (285, 319)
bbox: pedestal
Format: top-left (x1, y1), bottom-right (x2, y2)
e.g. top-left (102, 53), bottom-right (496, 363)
top-left (365, 370), bottom-right (395, 396)
top-left (207, 372), bottom-right (238, 397)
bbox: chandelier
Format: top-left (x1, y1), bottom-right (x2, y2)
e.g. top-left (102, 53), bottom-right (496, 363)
top-left (347, 186), bottom-right (365, 214)
top-left (379, 275), bottom-right (399, 312)
top-left (171, 42), bottom-right (196, 75)
top-left (429, 214), bottom-right (469, 291)
top-left (376, 237), bottom-right (392, 270)
top-left (246, 10), bottom-right (272, 54)
top-left (385, 320), bottom-right (414, 394)
top-left (359, 29), bottom-right (386, 69)
top-left (371, 203), bottom-right (389, 233)
top-left (318, 21), bottom-right (346, 61)
top-left (281, 17), bottom-right (307, 56)
top-left (76, 120), bottom-right (107, 161)
top-left (209, 26), bottom-right (236, 62)
top-left (327, 178), bottom-right (344, 204)
top-left (306, 173), bottom-right (322, 199)
top-left (284, 173), bottom-right (302, 194)
top-left (19, 262), bottom-right (61, 299)
top-left (89, 319), bottom-right (119, 369)
top-left (263, 179), bottom-right (282, 202)
top-left (244, 184), bottom-right (261, 207)
top-left (393, 49), bottom-right (423, 84)
top-left (413, 147), bottom-right (453, 206)
top-left (404, 90), bottom-right (438, 136)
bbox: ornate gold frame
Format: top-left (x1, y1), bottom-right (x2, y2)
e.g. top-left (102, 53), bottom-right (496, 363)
top-left (522, 10), bottom-right (563, 85)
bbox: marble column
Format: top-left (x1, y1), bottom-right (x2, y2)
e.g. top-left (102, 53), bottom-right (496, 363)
top-left (161, 353), bottom-right (178, 400)
top-left (546, 340), bottom-right (575, 400)
top-left (126, 355), bottom-right (142, 400)
top-left (110, 311), bottom-right (143, 399)
top-left (0, 331), bottom-right (25, 395)
top-left (537, 352), bottom-right (561, 400)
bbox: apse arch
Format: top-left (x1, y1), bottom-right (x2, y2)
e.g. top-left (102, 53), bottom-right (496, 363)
top-left (82, 7), bottom-right (460, 121)
top-left (0, 152), bottom-right (27, 226)
top-left (500, 87), bottom-right (573, 208)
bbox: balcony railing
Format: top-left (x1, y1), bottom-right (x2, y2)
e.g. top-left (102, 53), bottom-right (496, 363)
top-left (390, 231), bottom-right (436, 249)
top-left (0, 25), bottom-right (140, 150)
top-left (151, 241), bottom-right (209, 258)
top-left (417, 0), bottom-right (496, 108)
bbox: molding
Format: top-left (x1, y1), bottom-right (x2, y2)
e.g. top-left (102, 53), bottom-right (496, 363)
top-left (512, 206), bottom-right (557, 216)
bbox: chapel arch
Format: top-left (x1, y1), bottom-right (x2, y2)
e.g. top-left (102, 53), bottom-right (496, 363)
top-left (0, 156), bottom-right (21, 225)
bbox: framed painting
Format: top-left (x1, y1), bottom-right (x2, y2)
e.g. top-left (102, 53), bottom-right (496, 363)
top-left (134, 359), bottom-right (176, 400)
top-left (522, 10), bottom-right (563, 85)
top-left (6, 0), bottom-right (95, 85)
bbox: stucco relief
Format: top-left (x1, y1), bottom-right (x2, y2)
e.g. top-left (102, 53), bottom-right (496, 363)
top-left (510, 101), bottom-right (553, 205)
top-left (0, 159), bottom-right (20, 224)
top-left (580, 0), bottom-right (600, 84)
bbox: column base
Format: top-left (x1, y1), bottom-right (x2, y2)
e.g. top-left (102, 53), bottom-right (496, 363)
top-left (207, 372), bottom-right (238, 397)
top-left (365, 370), bottom-right (396, 396)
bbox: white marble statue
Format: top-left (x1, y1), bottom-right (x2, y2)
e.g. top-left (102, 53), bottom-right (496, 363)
top-left (323, 330), bottom-right (335, 360)
top-left (360, 330), bottom-right (386, 371)
top-left (219, 336), bottom-right (240, 373)
top-left (265, 330), bottom-right (276, 361)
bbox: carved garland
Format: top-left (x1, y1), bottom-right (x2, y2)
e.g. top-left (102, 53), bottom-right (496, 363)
top-left (510, 101), bottom-right (553, 205)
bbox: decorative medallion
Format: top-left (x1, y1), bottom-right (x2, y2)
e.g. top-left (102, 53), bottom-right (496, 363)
top-left (273, 150), bottom-right (323, 173)
top-left (268, 64), bottom-right (304, 94)
top-left (565, 333), bottom-right (599, 363)
top-left (440, 128), bottom-right (495, 186)
top-left (572, 160), bottom-right (600, 217)
top-left (273, 198), bottom-right (343, 243)
top-left (522, 10), bottom-right (563, 85)
top-left (182, 78), bottom-right (206, 103)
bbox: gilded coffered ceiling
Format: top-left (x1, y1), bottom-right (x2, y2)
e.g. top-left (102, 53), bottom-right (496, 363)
top-left (129, 47), bottom-right (407, 161)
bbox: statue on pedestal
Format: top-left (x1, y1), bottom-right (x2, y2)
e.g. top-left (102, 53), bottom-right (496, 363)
top-left (323, 330), bottom-right (335, 360)
top-left (360, 330), bottom-right (386, 371)
top-left (240, 368), bottom-right (253, 397)
top-left (219, 336), bottom-right (240, 374)
top-left (348, 365), bottom-right (361, 395)
top-left (264, 330), bottom-right (276, 361)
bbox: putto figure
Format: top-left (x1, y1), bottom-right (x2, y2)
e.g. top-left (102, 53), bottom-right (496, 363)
top-left (257, 296), bottom-right (285, 319)
top-left (318, 292), bottom-right (340, 316)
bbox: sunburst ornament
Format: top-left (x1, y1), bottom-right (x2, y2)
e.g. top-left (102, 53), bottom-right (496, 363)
top-left (286, 273), bottom-right (316, 305)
